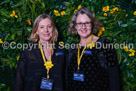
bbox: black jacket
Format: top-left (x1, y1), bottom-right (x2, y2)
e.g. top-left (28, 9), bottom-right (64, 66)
top-left (13, 43), bottom-right (66, 91)
top-left (66, 37), bottom-right (121, 91)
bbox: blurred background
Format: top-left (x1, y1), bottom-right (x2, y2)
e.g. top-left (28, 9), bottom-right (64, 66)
top-left (0, 0), bottom-right (136, 91)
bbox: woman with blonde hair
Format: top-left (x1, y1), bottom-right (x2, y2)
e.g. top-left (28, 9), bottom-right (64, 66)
top-left (13, 14), bottom-right (66, 91)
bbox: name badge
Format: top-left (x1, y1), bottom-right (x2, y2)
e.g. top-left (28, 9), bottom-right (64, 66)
top-left (84, 50), bottom-right (92, 55)
top-left (40, 78), bottom-right (54, 90)
top-left (55, 51), bottom-right (63, 56)
top-left (73, 71), bottom-right (84, 81)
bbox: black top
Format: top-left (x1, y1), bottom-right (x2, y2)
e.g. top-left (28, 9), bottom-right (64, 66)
top-left (13, 43), bottom-right (66, 91)
top-left (66, 37), bottom-right (121, 91)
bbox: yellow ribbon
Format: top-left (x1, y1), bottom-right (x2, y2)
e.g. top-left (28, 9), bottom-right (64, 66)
top-left (39, 41), bottom-right (54, 79)
top-left (77, 35), bottom-right (94, 70)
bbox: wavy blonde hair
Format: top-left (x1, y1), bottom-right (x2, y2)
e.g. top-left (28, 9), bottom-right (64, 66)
top-left (68, 8), bottom-right (102, 35)
top-left (29, 14), bottom-right (58, 43)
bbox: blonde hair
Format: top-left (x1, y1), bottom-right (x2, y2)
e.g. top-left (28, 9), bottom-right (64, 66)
top-left (29, 14), bottom-right (58, 43)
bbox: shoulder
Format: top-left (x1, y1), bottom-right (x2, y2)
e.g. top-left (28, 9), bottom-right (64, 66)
top-left (96, 36), bottom-right (111, 43)
top-left (92, 35), bottom-right (110, 43)
top-left (65, 42), bottom-right (78, 58)
top-left (19, 42), bottom-right (39, 57)
top-left (53, 43), bottom-right (67, 56)
top-left (95, 37), bottom-right (114, 51)
top-left (54, 43), bottom-right (65, 51)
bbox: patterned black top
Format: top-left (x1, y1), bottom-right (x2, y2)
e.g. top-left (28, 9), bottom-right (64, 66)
top-left (13, 44), bottom-right (66, 91)
top-left (67, 37), bottom-right (121, 91)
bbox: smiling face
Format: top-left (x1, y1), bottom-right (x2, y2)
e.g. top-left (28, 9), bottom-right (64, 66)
top-left (36, 18), bottom-right (53, 43)
top-left (75, 14), bottom-right (92, 38)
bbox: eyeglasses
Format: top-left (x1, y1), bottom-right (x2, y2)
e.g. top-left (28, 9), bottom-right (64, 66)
top-left (76, 22), bottom-right (92, 27)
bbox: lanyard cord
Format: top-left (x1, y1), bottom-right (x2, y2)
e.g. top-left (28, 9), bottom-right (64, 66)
top-left (77, 35), bottom-right (94, 70)
top-left (39, 41), bottom-right (54, 79)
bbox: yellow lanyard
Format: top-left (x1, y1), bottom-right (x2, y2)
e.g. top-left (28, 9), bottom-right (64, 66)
top-left (77, 35), bottom-right (94, 70)
top-left (39, 41), bottom-right (54, 79)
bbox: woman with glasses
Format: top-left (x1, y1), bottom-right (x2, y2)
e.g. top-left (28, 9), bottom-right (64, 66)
top-left (13, 14), bottom-right (66, 91)
top-left (66, 8), bottom-right (121, 91)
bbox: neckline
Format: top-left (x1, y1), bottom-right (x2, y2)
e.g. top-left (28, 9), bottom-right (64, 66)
top-left (39, 43), bottom-right (56, 62)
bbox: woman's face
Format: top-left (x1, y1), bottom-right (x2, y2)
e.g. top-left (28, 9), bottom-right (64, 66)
top-left (37, 18), bottom-right (53, 43)
top-left (75, 14), bottom-right (92, 38)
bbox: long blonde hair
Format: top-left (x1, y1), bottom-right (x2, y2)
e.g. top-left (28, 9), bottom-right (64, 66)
top-left (29, 14), bottom-right (58, 43)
